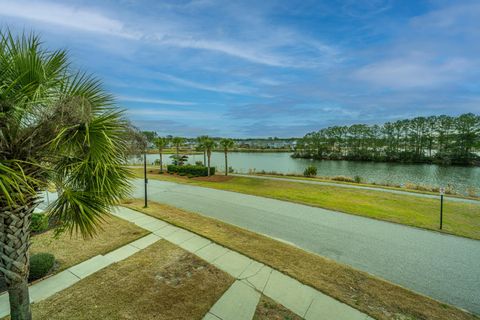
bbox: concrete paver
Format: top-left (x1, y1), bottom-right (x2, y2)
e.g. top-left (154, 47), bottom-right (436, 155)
top-left (209, 280), bottom-right (261, 320)
top-left (239, 262), bottom-right (272, 293)
top-left (153, 225), bottom-right (181, 237)
top-left (195, 243), bottom-right (229, 263)
top-left (133, 215), bottom-right (160, 227)
top-left (164, 229), bottom-right (196, 245)
top-left (178, 235), bottom-right (211, 252)
top-left (68, 255), bottom-right (112, 279)
top-left (202, 312), bottom-right (222, 320)
top-left (129, 234), bottom-right (162, 249)
top-left (110, 207), bottom-right (146, 222)
top-left (213, 250), bottom-right (253, 278)
top-left (104, 244), bottom-right (139, 262)
top-left (305, 292), bottom-right (374, 320)
top-left (138, 219), bottom-right (169, 232)
top-left (263, 270), bottom-right (317, 317)
top-left (0, 293), bottom-right (10, 318)
top-left (28, 270), bottom-right (80, 303)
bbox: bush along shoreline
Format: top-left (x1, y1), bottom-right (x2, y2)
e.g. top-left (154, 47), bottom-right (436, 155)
top-left (167, 164), bottom-right (216, 177)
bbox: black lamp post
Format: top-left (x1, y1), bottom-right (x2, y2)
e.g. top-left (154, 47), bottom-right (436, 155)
top-left (439, 187), bottom-right (445, 229)
top-left (143, 151), bottom-right (148, 208)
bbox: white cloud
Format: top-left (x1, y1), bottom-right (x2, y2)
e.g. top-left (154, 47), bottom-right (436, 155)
top-left (354, 57), bottom-right (471, 89)
top-left (126, 108), bottom-right (220, 120)
top-left (117, 96), bottom-right (196, 106)
top-left (156, 36), bottom-right (291, 67)
top-left (0, 0), bottom-right (138, 38)
top-left (156, 73), bottom-right (255, 95)
top-left (0, 0), bottom-right (340, 69)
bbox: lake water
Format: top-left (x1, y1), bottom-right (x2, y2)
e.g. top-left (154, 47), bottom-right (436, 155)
top-left (133, 152), bottom-right (480, 195)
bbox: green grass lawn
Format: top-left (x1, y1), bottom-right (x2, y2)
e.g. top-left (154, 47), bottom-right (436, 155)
top-left (133, 168), bottom-right (480, 240)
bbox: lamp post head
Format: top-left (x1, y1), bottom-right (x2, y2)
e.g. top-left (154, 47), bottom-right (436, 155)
top-left (439, 187), bottom-right (445, 196)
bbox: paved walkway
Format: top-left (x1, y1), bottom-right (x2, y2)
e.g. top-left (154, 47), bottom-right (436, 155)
top-left (129, 179), bottom-right (480, 315)
top-left (232, 174), bottom-right (480, 204)
top-left (112, 207), bottom-right (372, 320)
top-left (0, 206), bottom-right (373, 320)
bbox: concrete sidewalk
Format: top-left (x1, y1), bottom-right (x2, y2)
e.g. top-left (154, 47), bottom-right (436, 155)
top-left (1, 206), bottom-right (373, 319)
top-left (113, 206), bottom-right (373, 320)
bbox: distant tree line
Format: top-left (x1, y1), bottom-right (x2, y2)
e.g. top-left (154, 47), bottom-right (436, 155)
top-left (293, 113), bottom-right (480, 166)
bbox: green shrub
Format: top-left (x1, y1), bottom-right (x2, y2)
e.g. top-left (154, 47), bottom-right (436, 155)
top-left (331, 175), bottom-right (355, 183)
top-left (354, 175), bottom-right (363, 183)
top-left (167, 164), bottom-right (215, 177)
top-left (31, 213), bottom-right (49, 233)
top-left (29, 253), bottom-right (55, 281)
top-left (303, 165), bottom-right (317, 177)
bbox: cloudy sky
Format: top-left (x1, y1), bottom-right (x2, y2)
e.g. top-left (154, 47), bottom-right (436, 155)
top-left (1, 0), bottom-right (479, 137)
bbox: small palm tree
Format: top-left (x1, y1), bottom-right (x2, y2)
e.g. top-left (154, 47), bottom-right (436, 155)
top-left (154, 137), bottom-right (168, 173)
top-left (171, 137), bottom-right (185, 156)
top-left (203, 138), bottom-right (217, 176)
top-left (196, 135), bottom-right (209, 165)
top-left (220, 138), bottom-right (235, 175)
top-left (0, 31), bottom-right (131, 319)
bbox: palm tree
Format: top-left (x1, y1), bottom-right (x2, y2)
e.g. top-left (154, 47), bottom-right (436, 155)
top-left (0, 31), bottom-right (131, 319)
top-left (203, 138), bottom-right (217, 176)
top-left (219, 138), bottom-right (234, 175)
top-left (196, 135), bottom-right (209, 165)
top-left (171, 137), bottom-right (184, 156)
top-left (154, 137), bottom-right (168, 173)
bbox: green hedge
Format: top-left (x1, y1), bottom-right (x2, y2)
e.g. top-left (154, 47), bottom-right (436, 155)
top-left (167, 164), bottom-right (215, 177)
top-left (29, 253), bottom-right (55, 281)
top-left (31, 213), bottom-right (49, 233)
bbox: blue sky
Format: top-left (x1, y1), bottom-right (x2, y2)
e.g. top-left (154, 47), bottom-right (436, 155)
top-left (1, 0), bottom-right (479, 137)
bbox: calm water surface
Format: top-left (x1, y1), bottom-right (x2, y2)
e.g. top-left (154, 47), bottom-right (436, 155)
top-left (134, 152), bottom-right (480, 195)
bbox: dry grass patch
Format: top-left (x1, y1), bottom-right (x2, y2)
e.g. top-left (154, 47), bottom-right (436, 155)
top-left (30, 215), bottom-right (148, 271)
top-left (22, 240), bottom-right (234, 320)
top-left (123, 199), bottom-right (479, 320)
top-left (254, 295), bottom-right (302, 320)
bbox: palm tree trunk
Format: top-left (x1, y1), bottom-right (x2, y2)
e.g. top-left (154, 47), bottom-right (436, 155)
top-left (203, 151), bottom-right (206, 166)
top-left (224, 150), bottom-right (228, 176)
top-left (159, 151), bottom-right (163, 173)
top-left (207, 152), bottom-right (211, 176)
top-left (0, 198), bottom-right (35, 320)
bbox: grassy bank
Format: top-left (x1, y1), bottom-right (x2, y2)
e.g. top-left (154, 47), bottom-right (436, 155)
top-left (131, 168), bottom-right (480, 240)
top-left (123, 200), bottom-right (478, 320)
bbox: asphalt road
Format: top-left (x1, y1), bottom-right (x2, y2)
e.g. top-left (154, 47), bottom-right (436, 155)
top-left (130, 178), bottom-right (480, 315)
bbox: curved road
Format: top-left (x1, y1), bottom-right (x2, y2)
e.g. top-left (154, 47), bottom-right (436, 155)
top-left (130, 179), bottom-right (480, 315)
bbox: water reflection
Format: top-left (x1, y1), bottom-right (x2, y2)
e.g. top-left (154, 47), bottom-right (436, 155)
top-left (133, 152), bottom-right (480, 195)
